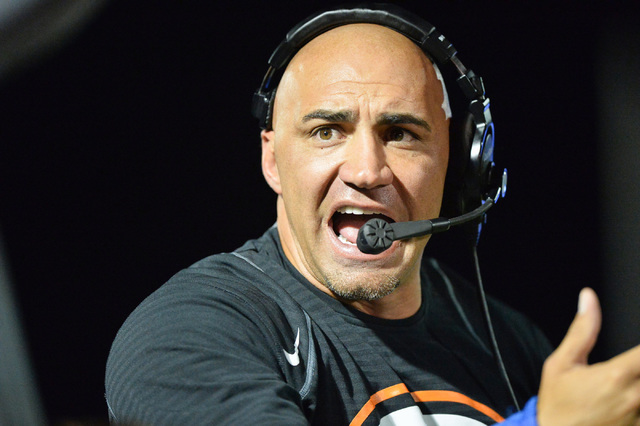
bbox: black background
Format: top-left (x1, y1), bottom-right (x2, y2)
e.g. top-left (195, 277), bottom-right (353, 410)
top-left (1, 0), bottom-right (636, 422)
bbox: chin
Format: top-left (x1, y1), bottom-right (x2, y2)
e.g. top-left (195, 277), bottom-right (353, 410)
top-left (320, 269), bottom-right (401, 302)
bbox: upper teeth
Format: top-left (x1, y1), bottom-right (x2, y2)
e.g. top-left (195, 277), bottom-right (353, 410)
top-left (337, 206), bottom-right (381, 215)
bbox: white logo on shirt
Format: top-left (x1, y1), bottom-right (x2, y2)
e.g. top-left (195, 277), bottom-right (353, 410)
top-left (283, 328), bottom-right (300, 366)
top-left (380, 408), bottom-right (486, 426)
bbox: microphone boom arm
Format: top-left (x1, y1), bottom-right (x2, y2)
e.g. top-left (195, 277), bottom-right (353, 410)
top-left (356, 188), bottom-right (501, 254)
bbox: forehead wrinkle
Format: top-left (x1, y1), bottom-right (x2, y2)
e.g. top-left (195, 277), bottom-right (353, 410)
top-left (327, 79), bottom-right (408, 88)
top-left (325, 80), bottom-right (429, 107)
top-left (326, 80), bottom-right (422, 100)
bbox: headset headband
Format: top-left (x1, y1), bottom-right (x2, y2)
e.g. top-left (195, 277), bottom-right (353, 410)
top-left (252, 3), bottom-right (487, 130)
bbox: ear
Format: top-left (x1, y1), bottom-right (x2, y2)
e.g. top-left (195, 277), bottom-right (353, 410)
top-left (261, 129), bottom-right (282, 195)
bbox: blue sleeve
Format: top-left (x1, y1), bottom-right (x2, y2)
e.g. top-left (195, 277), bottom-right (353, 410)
top-left (497, 397), bottom-right (538, 426)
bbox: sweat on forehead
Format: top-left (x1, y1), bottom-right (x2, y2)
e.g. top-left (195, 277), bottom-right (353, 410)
top-left (272, 23), bottom-right (451, 126)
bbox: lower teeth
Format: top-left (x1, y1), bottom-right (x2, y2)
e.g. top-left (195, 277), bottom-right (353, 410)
top-left (337, 234), bottom-right (356, 246)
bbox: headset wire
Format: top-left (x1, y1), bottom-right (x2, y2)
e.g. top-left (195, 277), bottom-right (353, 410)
top-left (473, 245), bottom-right (521, 412)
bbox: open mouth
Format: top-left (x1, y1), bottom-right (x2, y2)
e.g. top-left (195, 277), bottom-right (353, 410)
top-left (331, 207), bottom-right (394, 246)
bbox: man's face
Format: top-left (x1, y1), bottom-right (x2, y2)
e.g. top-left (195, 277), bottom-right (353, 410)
top-left (261, 24), bottom-right (449, 307)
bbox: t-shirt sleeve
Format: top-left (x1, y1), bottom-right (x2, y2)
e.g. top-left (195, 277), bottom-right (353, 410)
top-left (105, 277), bottom-right (309, 425)
top-left (496, 396), bottom-right (539, 425)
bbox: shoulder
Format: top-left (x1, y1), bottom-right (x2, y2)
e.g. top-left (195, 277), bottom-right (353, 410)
top-left (105, 245), bottom-right (310, 423)
top-left (114, 251), bottom-right (284, 334)
top-left (108, 248), bottom-right (300, 364)
top-left (123, 226), bottom-right (293, 330)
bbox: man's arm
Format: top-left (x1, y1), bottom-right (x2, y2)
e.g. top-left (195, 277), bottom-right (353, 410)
top-left (500, 288), bottom-right (640, 426)
top-left (537, 287), bottom-right (640, 425)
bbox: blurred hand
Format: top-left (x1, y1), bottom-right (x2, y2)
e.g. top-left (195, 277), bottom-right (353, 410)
top-left (537, 288), bottom-right (640, 426)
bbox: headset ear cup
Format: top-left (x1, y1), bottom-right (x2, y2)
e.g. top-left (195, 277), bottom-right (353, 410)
top-left (442, 111), bottom-right (475, 217)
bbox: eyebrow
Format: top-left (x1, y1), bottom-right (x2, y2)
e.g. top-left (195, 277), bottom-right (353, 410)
top-left (302, 109), bottom-right (356, 123)
top-left (376, 113), bottom-right (431, 132)
top-left (301, 109), bottom-right (431, 132)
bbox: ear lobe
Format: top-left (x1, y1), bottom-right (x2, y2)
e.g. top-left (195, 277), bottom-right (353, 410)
top-left (261, 129), bottom-right (282, 194)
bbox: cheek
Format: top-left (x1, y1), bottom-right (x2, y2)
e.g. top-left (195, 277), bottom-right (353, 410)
top-left (392, 150), bottom-right (448, 214)
top-left (410, 159), bottom-right (447, 195)
top-left (278, 156), bottom-right (318, 195)
top-left (276, 144), bottom-right (337, 215)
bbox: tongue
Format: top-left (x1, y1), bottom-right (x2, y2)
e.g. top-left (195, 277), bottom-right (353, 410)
top-left (333, 214), bottom-right (373, 244)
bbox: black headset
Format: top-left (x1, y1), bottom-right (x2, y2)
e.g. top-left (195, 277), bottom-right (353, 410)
top-left (251, 3), bottom-right (506, 218)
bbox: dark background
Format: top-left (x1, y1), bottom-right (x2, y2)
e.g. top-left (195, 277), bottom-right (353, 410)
top-left (1, 0), bottom-right (637, 422)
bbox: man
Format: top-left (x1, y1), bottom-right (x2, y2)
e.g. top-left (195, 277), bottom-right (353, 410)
top-left (106, 4), bottom-right (640, 425)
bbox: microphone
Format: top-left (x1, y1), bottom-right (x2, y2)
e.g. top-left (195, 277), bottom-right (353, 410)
top-left (356, 187), bottom-right (502, 255)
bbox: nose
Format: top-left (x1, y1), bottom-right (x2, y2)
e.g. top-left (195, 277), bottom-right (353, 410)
top-left (338, 130), bottom-right (393, 189)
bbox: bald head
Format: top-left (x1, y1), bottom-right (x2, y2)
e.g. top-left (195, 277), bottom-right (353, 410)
top-left (272, 23), bottom-right (450, 131)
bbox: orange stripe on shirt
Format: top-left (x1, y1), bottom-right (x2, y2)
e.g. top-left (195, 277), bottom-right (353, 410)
top-left (349, 383), bottom-right (410, 426)
top-left (411, 390), bottom-right (505, 423)
top-left (350, 385), bottom-right (505, 425)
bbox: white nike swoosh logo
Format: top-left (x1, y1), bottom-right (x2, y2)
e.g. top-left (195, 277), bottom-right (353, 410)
top-left (283, 328), bottom-right (300, 366)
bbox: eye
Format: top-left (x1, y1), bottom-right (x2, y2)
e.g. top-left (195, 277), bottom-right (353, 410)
top-left (388, 127), bottom-right (406, 142)
top-left (311, 126), bottom-right (342, 142)
top-left (386, 127), bottom-right (417, 143)
top-left (317, 128), bottom-right (334, 140)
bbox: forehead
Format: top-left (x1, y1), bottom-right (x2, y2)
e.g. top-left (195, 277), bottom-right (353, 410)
top-left (273, 24), bottom-right (444, 120)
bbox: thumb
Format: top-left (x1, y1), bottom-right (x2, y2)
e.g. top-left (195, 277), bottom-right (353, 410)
top-left (553, 287), bottom-right (602, 368)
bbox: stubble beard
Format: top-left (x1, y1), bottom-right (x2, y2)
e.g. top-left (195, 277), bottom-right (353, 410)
top-left (321, 269), bottom-right (401, 301)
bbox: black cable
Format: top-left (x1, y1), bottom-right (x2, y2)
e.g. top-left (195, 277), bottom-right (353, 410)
top-left (448, 196), bottom-right (495, 228)
top-left (472, 246), bottom-right (521, 412)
